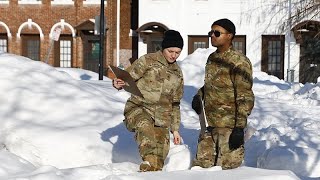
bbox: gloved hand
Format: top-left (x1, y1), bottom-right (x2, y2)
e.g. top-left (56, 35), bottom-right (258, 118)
top-left (192, 95), bottom-right (202, 114)
top-left (206, 126), bottom-right (214, 133)
top-left (229, 127), bottom-right (244, 150)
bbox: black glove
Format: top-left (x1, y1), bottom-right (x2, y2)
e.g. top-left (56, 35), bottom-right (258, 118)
top-left (204, 126), bottom-right (214, 134)
top-left (229, 127), bottom-right (244, 150)
top-left (192, 95), bottom-right (202, 114)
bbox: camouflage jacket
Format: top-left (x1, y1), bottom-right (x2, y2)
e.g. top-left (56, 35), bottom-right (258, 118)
top-left (124, 50), bottom-right (184, 132)
top-left (197, 47), bottom-right (254, 129)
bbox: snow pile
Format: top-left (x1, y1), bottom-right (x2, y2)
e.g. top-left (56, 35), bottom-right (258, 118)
top-left (1, 50), bottom-right (319, 179)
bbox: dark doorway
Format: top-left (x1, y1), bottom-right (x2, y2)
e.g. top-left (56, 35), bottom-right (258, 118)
top-left (83, 37), bottom-right (100, 73)
top-left (21, 34), bottom-right (40, 61)
top-left (293, 20), bottom-right (320, 83)
top-left (75, 20), bottom-right (107, 74)
top-left (299, 36), bottom-right (320, 83)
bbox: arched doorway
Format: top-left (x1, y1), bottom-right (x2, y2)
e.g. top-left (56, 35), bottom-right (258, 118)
top-left (75, 19), bottom-right (107, 73)
top-left (137, 22), bottom-right (169, 54)
top-left (292, 20), bottom-right (320, 83)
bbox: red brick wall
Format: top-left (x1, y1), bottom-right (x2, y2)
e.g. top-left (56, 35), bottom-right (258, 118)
top-left (0, 0), bottom-right (133, 75)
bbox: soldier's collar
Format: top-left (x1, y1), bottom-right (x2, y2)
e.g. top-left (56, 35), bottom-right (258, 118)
top-left (214, 46), bottom-right (234, 56)
top-left (157, 51), bottom-right (170, 66)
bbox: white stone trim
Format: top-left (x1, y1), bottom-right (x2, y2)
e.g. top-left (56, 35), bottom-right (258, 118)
top-left (49, 19), bottom-right (76, 39)
top-left (17, 19), bottom-right (44, 39)
top-left (0, 21), bottom-right (12, 38)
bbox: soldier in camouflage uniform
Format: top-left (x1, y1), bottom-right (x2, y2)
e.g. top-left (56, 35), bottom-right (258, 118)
top-left (192, 18), bottom-right (255, 169)
top-left (113, 30), bottom-right (184, 172)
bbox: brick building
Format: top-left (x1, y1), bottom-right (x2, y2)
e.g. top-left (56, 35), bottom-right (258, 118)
top-left (0, 0), bottom-right (137, 78)
top-left (1, 0), bottom-right (319, 83)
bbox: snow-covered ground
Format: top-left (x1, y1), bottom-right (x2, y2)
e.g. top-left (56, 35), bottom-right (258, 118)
top-left (0, 49), bottom-right (319, 180)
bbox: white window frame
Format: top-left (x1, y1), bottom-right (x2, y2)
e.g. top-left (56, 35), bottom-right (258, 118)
top-left (83, 0), bottom-right (105, 5)
top-left (0, 0), bottom-right (9, 4)
top-left (18, 0), bottom-right (41, 5)
top-left (0, 39), bottom-right (8, 53)
top-left (60, 40), bottom-right (72, 67)
top-left (51, 0), bottom-right (73, 5)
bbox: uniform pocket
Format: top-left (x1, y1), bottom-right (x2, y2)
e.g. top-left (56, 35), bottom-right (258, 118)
top-left (154, 104), bottom-right (172, 128)
top-left (124, 108), bottom-right (142, 132)
top-left (124, 101), bottom-right (141, 132)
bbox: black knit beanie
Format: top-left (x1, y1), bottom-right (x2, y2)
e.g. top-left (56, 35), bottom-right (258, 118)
top-left (212, 18), bottom-right (236, 35)
top-left (161, 30), bottom-right (184, 50)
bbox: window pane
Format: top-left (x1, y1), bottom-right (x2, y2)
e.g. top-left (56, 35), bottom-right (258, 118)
top-left (233, 36), bottom-right (246, 55)
top-left (188, 36), bottom-right (209, 54)
top-left (60, 40), bottom-right (72, 67)
top-left (27, 40), bottom-right (40, 61)
top-left (233, 41), bottom-right (244, 54)
top-left (262, 35), bottom-right (284, 79)
top-left (267, 40), bottom-right (281, 76)
top-left (193, 41), bottom-right (206, 51)
top-left (86, 41), bottom-right (100, 61)
top-left (0, 39), bottom-right (7, 52)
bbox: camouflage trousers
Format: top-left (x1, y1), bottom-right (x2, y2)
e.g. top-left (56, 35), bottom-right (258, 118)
top-left (124, 105), bottom-right (170, 170)
top-left (192, 127), bottom-right (244, 169)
